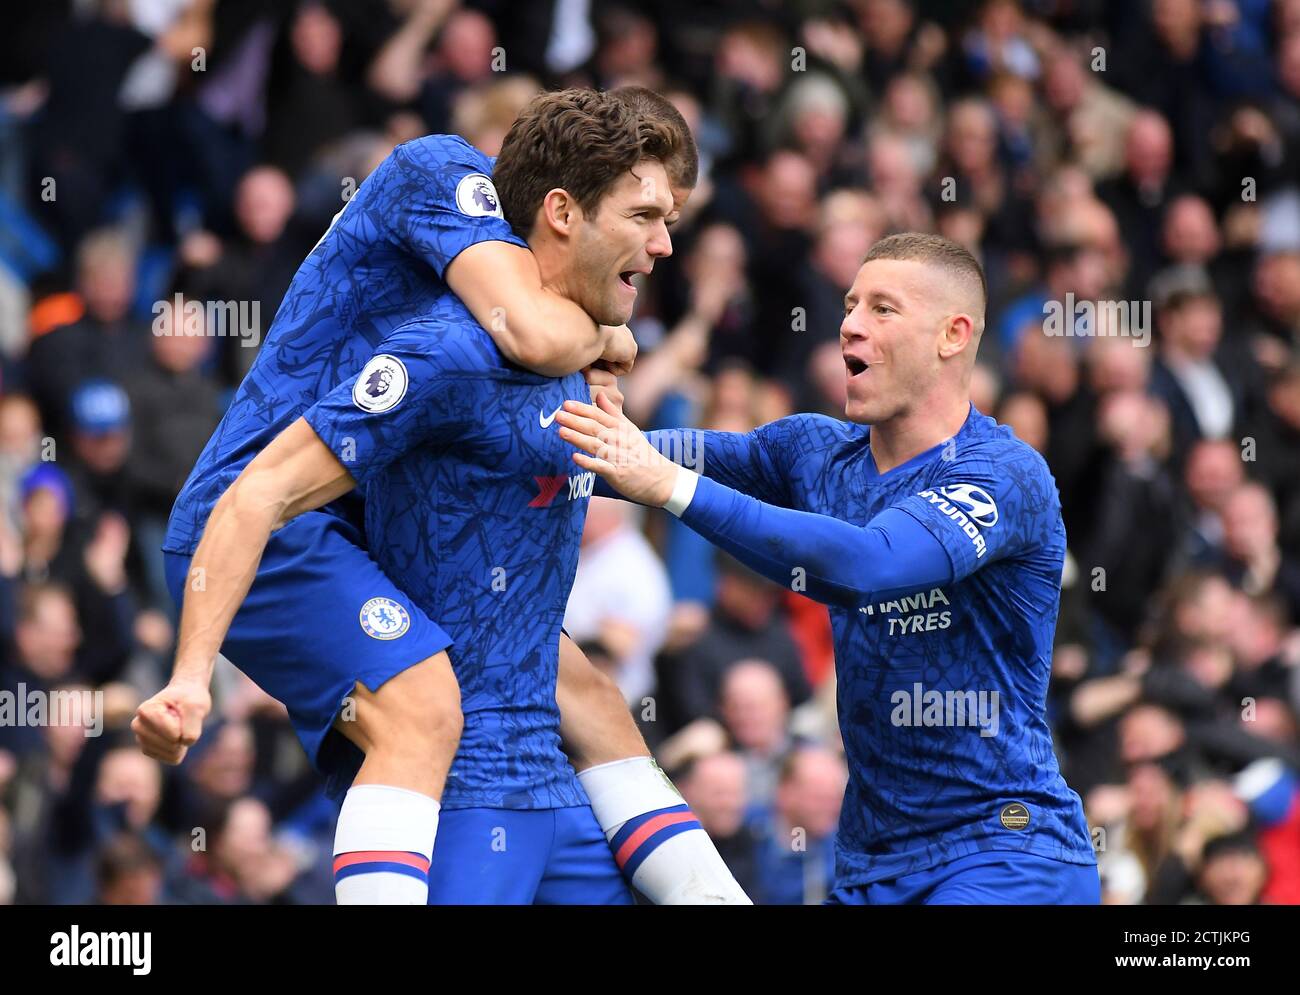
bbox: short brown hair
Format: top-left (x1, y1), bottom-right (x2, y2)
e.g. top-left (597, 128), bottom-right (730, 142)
top-left (863, 232), bottom-right (987, 331)
top-left (493, 88), bottom-right (686, 237)
top-left (609, 85), bottom-right (699, 190)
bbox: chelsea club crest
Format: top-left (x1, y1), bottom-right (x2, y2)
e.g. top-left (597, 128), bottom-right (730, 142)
top-left (359, 597), bottom-right (410, 640)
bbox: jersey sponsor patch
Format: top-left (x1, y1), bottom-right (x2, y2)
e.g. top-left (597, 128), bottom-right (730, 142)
top-left (918, 482), bottom-right (999, 559)
top-left (938, 483), bottom-right (999, 527)
top-left (359, 597), bottom-right (411, 640)
top-left (353, 355), bottom-right (408, 413)
top-left (455, 173), bottom-right (503, 218)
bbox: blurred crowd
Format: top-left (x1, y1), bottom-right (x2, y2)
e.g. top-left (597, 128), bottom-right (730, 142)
top-left (1, 0), bottom-right (1299, 905)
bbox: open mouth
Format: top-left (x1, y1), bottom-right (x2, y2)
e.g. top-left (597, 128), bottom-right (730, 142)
top-left (845, 356), bottom-right (869, 377)
top-left (618, 271), bottom-right (637, 289)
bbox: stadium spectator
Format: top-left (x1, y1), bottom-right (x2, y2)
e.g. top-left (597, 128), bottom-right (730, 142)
top-left (124, 298), bottom-right (222, 609)
top-left (659, 554), bottom-right (809, 733)
top-left (748, 746), bottom-right (845, 905)
top-left (1218, 482), bottom-right (1300, 622)
top-left (95, 832), bottom-right (166, 905)
top-left (563, 497), bottom-right (672, 705)
top-left (1149, 269), bottom-right (1256, 468)
top-left (177, 164), bottom-right (309, 384)
top-left (1039, 42), bottom-right (1135, 182)
top-left (1178, 439), bottom-right (1247, 567)
top-left (24, 230), bottom-right (149, 444)
top-left (1097, 111), bottom-right (1184, 298)
top-left (675, 750), bottom-right (758, 898)
top-left (0, 394), bottom-right (44, 535)
top-left (173, 795), bottom-right (322, 904)
top-left (1197, 832), bottom-right (1270, 905)
top-left (717, 659), bottom-right (798, 806)
top-left (65, 380), bottom-right (132, 524)
top-left (777, 190), bottom-right (885, 409)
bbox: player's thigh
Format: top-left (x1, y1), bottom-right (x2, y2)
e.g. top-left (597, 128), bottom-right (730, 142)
top-left (333, 650), bottom-right (462, 758)
top-left (555, 636), bottom-right (647, 768)
top-left (534, 805), bottom-right (635, 906)
top-left (164, 512), bottom-right (453, 774)
top-left (924, 851), bottom-right (1101, 905)
top-left (426, 809), bottom-right (549, 905)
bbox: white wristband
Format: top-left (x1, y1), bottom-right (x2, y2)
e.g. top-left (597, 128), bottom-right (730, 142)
top-left (663, 466), bottom-right (699, 517)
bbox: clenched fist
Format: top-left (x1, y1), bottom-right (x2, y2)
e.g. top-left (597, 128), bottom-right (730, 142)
top-left (131, 679), bottom-right (212, 764)
top-left (597, 325), bottom-right (637, 377)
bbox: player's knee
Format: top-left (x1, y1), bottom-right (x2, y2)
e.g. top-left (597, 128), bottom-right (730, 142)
top-left (347, 653), bottom-right (463, 758)
top-left (394, 654), bottom-right (464, 750)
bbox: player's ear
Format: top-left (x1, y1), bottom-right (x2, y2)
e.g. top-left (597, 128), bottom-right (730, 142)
top-left (541, 188), bottom-right (578, 238)
top-left (937, 313), bottom-right (975, 360)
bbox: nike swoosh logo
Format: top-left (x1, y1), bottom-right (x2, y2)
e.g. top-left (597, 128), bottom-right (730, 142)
top-left (539, 406), bottom-right (562, 428)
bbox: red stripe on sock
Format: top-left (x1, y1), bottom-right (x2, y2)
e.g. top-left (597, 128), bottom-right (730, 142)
top-left (332, 850), bottom-right (430, 874)
top-left (614, 812), bottom-right (698, 868)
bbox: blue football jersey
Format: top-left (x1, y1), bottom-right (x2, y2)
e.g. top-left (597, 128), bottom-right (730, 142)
top-left (164, 135), bottom-right (524, 554)
top-left (304, 295), bottom-right (593, 810)
top-left (670, 406), bottom-right (1095, 886)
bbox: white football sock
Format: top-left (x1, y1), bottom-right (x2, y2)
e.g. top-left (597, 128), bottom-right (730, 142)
top-left (333, 784), bottom-right (439, 905)
top-left (579, 756), bottom-right (752, 905)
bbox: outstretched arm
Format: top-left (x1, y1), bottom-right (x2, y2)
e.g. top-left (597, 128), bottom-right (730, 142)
top-left (669, 475), bottom-right (952, 607)
top-left (133, 420), bottom-right (354, 764)
top-left (556, 395), bottom-right (953, 608)
top-left (136, 314), bottom-right (482, 763)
